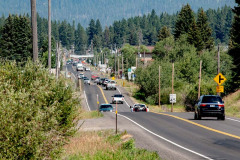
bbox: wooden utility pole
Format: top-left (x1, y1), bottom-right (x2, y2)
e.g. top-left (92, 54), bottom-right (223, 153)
top-left (31, 0), bottom-right (38, 62)
top-left (171, 63), bottom-right (174, 112)
top-left (159, 66), bottom-right (161, 108)
top-left (118, 56), bottom-right (120, 79)
top-left (122, 54), bottom-right (124, 77)
top-left (136, 55), bottom-right (138, 68)
top-left (144, 50), bottom-right (146, 66)
top-left (198, 60), bottom-right (202, 99)
top-left (56, 42), bottom-right (59, 79)
top-left (217, 44), bottom-right (220, 96)
top-left (48, 0), bottom-right (51, 71)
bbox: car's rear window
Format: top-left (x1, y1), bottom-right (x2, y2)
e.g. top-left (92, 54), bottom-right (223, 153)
top-left (100, 105), bottom-right (113, 109)
top-left (202, 96), bottom-right (223, 103)
top-left (114, 94), bottom-right (123, 97)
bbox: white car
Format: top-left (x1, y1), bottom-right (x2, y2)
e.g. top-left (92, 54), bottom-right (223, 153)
top-left (85, 67), bottom-right (91, 71)
top-left (83, 77), bottom-right (90, 85)
top-left (78, 73), bottom-right (84, 79)
top-left (111, 94), bottom-right (124, 104)
top-left (130, 104), bottom-right (149, 112)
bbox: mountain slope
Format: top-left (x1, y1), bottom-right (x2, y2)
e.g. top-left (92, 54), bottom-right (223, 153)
top-left (0, 0), bottom-right (235, 27)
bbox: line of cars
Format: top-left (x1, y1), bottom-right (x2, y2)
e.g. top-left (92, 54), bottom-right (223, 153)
top-left (92, 76), bottom-right (117, 90)
top-left (78, 73), bottom-right (90, 85)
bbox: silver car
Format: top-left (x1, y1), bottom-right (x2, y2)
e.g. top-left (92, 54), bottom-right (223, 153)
top-left (83, 78), bottom-right (90, 85)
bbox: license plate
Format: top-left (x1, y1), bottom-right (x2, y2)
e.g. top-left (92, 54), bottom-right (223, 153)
top-left (210, 105), bottom-right (215, 107)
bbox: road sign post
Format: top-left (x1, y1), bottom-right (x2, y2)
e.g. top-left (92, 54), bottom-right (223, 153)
top-left (97, 94), bottom-right (99, 116)
top-left (116, 101), bottom-right (118, 134)
top-left (170, 94), bottom-right (176, 112)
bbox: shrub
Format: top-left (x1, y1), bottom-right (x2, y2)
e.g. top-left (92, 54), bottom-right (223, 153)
top-left (0, 60), bottom-right (78, 159)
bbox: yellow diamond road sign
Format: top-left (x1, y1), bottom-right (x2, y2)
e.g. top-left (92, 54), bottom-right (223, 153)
top-left (214, 73), bottom-right (227, 85)
top-left (112, 77), bottom-right (115, 80)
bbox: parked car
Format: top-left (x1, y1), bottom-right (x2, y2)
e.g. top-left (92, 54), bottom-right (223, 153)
top-left (112, 94), bottom-right (124, 104)
top-left (94, 77), bottom-right (100, 83)
top-left (78, 73), bottom-right (84, 79)
top-left (91, 75), bottom-right (98, 80)
top-left (130, 104), bottom-right (149, 112)
top-left (102, 79), bottom-right (110, 87)
top-left (194, 95), bottom-right (225, 120)
top-left (83, 77), bottom-right (90, 85)
top-left (99, 104), bottom-right (113, 112)
top-left (98, 78), bottom-right (107, 85)
top-left (106, 80), bottom-right (116, 90)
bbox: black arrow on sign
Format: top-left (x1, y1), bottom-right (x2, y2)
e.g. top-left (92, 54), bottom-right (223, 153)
top-left (219, 75), bottom-right (224, 83)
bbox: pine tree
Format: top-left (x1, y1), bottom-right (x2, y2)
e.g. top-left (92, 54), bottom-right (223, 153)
top-left (229, 0), bottom-right (240, 88)
top-left (196, 9), bottom-right (214, 51)
top-left (174, 4), bottom-right (195, 39)
top-left (75, 23), bottom-right (87, 54)
top-left (158, 26), bottom-right (171, 41)
top-left (0, 15), bottom-right (32, 62)
top-left (87, 19), bottom-right (96, 45)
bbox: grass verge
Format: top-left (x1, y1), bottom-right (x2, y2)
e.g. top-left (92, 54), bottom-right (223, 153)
top-left (77, 110), bottom-right (103, 120)
top-left (223, 89), bottom-right (240, 118)
top-left (62, 130), bottom-right (160, 160)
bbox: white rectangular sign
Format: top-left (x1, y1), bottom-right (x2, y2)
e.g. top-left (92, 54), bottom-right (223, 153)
top-left (170, 94), bottom-right (176, 103)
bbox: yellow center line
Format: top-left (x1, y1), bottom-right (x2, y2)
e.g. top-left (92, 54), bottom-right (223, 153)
top-left (97, 85), bottom-right (109, 104)
top-left (151, 111), bottom-right (240, 140)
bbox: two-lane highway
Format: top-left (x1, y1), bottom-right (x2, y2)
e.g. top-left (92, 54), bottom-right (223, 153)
top-left (67, 64), bottom-right (240, 160)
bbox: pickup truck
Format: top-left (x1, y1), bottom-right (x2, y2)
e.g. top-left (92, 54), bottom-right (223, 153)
top-left (106, 80), bottom-right (116, 90)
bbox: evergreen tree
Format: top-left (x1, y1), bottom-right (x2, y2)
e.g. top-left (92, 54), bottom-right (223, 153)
top-left (75, 23), bottom-right (87, 54)
top-left (103, 26), bottom-right (111, 48)
top-left (229, 0), bottom-right (240, 88)
top-left (0, 15), bottom-right (32, 62)
top-left (158, 26), bottom-right (171, 41)
top-left (87, 19), bottom-right (96, 45)
top-left (174, 4), bottom-right (195, 39)
top-left (196, 9), bottom-right (214, 51)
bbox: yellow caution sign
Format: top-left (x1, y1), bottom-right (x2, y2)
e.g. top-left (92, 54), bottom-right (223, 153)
top-left (97, 101), bottom-right (99, 104)
top-left (112, 77), bottom-right (115, 80)
top-left (216, 86), bottom-right (224, 93)
top-left (214, 73), bottom-right (227, 85)
top-left (115, 110), bottom-right (118, 114)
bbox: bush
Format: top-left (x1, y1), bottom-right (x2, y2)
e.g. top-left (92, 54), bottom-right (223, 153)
top-left (0, 60), bottom-right (78, 159)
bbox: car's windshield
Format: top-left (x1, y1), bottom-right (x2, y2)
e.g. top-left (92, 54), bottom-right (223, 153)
top-left (100, 105), bottom-right (112, 109)
top-left (202, 96), bottom-right (223, 103)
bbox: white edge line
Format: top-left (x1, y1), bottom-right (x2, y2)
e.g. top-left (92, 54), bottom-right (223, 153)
top-left (227, 118), bottom-right (240, 123)
top-left (118, 113), bottom-right (213, 160)
top-left (84, 90), bottom-right (91, 111)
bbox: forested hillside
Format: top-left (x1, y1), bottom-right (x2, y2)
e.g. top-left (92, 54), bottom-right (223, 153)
top-left (0, 0), bottom-right (235, 28)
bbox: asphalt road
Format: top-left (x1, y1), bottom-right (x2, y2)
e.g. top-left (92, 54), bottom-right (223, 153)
top-left (67, 64), bottom-right (240, 160)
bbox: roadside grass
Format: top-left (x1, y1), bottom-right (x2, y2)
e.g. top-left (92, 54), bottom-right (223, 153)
top-left (223, 89), bottom-right (240, 118)
top-left (62, 130), bottom-right (160, 160)
top-left (77, 110), bottom-right (103, 119)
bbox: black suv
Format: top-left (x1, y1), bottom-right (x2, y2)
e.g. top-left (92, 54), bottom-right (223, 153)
top-left (194, 95), bottom-right (225, 120)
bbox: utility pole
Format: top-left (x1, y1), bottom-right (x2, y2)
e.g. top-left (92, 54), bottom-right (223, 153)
top-left (144, 50), bottom-right (146, 66)
top-left (159, 65), bottom-right (161, 108)
top-left (48, 0), bottom-right (51, 71)
top-left (198, 60), bottom-right (202, 99)
top-left (122, 54), bottom-right (124, 78)
top-left (31, 0), bottom-right (38, 62)
top-left (115, 44), bottom-right (117, 77)
top-left (118, 56), bottom-right (120, 79)
top-left (217, 44), bottom-right (220, 96)
top-left (171, 63), bottom-right (174, 112)
top-left (56, 42), bottom-right (59, 79)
